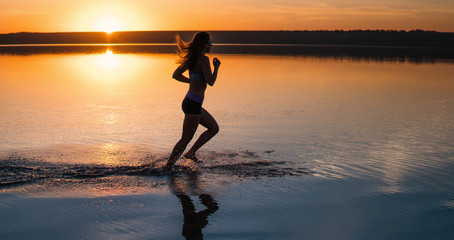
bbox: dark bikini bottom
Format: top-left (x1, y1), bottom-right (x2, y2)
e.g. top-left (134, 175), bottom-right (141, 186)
top-left (182, 92), bottom-right (204, 115)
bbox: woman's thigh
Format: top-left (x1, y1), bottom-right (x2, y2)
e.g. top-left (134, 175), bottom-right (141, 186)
top-left (182, 114), bottom-right (202, 140)
top-left (200, 109), bottom-right (219, 132)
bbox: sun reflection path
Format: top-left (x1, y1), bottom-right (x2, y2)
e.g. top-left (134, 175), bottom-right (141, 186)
top-left (95, 49), bottom-right (123, 71)
top-left (99, 143), bottom-right (124, 165)
top-left (104, 113), bottom-right (117, 124)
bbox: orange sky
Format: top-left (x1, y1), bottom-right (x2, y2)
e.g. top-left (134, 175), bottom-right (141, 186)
top-left (1, 0), bottom-right (453, 33)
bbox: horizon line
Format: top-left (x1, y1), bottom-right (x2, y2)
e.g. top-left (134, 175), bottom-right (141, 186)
top-left (2, 29), bottom-right (452, 35)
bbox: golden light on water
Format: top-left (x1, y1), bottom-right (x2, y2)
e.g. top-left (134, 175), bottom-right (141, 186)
top-left (73, 49), bottom-right (140, 83)
top-left (98, 143), bottom-right (125, 165)
top-left (105, 113), bottom-right (117, 124)
top-left (95, 49), bottom-right (123, 71)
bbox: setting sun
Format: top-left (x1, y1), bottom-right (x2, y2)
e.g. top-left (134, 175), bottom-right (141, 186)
top-left (92, 13), bottom-right (125, 33)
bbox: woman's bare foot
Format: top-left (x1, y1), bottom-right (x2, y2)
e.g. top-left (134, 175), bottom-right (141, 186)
top-left (184, 152), bottom-right (202, 163)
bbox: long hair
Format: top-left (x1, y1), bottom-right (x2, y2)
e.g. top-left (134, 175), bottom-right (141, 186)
top-left (176, 32), bottom-right (211, 70)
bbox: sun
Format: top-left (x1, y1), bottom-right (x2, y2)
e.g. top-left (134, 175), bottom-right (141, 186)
top-left (92, 13), bottom-right (125, 33)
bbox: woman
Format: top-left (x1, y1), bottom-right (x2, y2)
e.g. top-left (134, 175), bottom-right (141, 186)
top-left (163, 32), bottom-right (221, 171)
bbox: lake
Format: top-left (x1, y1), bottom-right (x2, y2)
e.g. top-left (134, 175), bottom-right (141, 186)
top-left (1, 45), bottom-right (454, 239)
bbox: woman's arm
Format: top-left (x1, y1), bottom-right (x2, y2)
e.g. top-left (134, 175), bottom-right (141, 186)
top-left (172, 64), bottom-right (190, 83)
top-left (201, 56), bottom-right (221, 86)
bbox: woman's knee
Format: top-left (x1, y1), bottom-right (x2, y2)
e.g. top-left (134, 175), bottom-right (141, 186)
top-left (210, 124), bottom-right (219, 135)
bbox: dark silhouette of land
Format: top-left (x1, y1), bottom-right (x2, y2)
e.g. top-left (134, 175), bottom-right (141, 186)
top-left (1, 30), bottom-right (453, 61)
top-left (1, 30), bottom-right (453, 48)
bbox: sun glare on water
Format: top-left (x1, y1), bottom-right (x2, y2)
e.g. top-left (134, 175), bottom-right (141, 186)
top-left (95, 49), bottom-right (123, 71)
top-left (92, 13), bottom-right (125, 33)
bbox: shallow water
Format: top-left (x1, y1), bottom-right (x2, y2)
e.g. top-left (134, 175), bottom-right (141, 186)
top-left (1, 46), bottom-right (454, 239)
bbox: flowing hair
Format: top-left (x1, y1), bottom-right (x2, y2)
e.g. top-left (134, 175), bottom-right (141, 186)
top-left (176, 32), bottom-right (211, 70)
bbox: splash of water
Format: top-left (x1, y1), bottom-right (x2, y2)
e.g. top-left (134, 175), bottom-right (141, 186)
top-left (1, 150), bottom-right (312, 189)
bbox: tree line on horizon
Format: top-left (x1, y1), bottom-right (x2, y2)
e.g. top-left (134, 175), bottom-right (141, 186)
top-left (0, 30), bottom-right (452, 48)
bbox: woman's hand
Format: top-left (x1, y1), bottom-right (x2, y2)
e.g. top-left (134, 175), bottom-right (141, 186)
top-left (213, 57), bottom-right (221, 68)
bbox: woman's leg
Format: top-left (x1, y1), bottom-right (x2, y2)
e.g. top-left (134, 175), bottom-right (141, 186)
top-left (184, 109), bottom-right (219, 160)
top-left (164, 114), bottom-right (201, 170)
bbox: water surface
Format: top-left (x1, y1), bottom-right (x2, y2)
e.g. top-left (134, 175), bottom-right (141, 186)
top-left (1, 46), bottom-right (454, 239)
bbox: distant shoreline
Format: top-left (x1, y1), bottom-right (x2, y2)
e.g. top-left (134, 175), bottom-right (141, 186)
top-left (1, 30), bottom-right (453, 48)
top-left (1, 43), bottom-right (453, 62)
top-left (0, 42), bottom-right (451, 48)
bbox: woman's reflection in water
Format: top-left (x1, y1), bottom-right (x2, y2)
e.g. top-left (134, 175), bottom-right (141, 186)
top-left (170, 172), bottom-right (219, 240)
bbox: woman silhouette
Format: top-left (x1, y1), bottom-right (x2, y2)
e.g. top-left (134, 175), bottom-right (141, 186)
top-left (163, 32), bottom-right (221, 171)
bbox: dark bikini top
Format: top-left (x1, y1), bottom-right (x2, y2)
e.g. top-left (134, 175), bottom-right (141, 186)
top-left (189, 72), bottom-right (204, 80)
